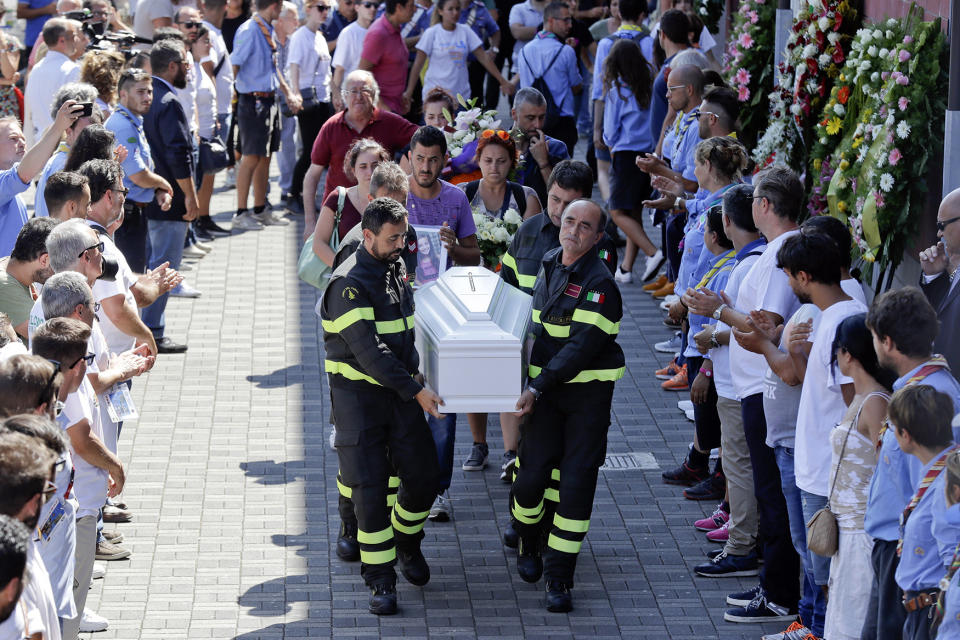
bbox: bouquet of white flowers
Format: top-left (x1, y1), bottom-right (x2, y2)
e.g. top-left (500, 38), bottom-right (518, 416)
top-left (445, 95), bottom-right (501, 175)
top-left (472, 208), bottom-right (523, 270)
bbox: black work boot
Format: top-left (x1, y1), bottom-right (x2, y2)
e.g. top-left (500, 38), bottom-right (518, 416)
top-left (517, 537), bottom-right (543, 583)
top-left (336, 520), bottom-right (360, 561)
top-left (545, 580), bottom-right (573, 613)
top-left (397, 545), bottom-right (430, 586)
top-left (368, 583), bottom-right (397, 615)
top-left (503, 522), bottom-right (519, 549)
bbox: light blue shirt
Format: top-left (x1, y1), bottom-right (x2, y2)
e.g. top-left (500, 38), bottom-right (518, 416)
top-left (231, 15), bottom-right (279, 94)
top-left (517, 33), bottom-right (581, 118)
top-left (671, 108), bottom-right (701, 182)
top-left (508, 0), bottom-right (543, 64)
top-left (33, 149), bottom-right (67, 218)
top-left (685, 248), bottom-right (734, 359)
top-left (896, 445), bottom-right (959, 592)
top-left (675, 186), bottom-right (727, 298)
top-left (591, 27), bottom-right (653, 102)
top-left (105, 106), bottom-right (156, 205)
top-left (0, 164), bottom-right (31, 258)
top-left (602, 84), bottom-right (653, 153)
top-left (935, 502), bottom-right (960, 638)
top-left (864, 365), bottom-right (960, 541)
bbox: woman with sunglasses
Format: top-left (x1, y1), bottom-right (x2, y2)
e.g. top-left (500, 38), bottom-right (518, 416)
top-left (286, 0), bottom-right (334, 215)
top-left (460, 129), bottom-right (540, 219)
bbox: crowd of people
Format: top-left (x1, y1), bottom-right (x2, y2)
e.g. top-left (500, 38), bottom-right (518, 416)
top-left (0, 0), bottom-right (957, 637)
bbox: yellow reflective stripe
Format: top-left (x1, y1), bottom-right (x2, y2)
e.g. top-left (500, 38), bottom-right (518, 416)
top-left (572, 309), bottom-right (620, 335)
top-left (324, 360), bottom-right (381, 385)
top-left (394, 503), bottom-right (430, 522)
top-left (391, 510), bottom-right (425, 535)
top-left (544, 488), bottom-right (560, 502)
top-left (388, 476), bottom-right (400, 488)
top-left (550, 469), bottom-right (560, 481)
top-left (360, 547), bottom-right (397, 565)
top-left (527, 365), bottom-right (625, 383)
top-left (321, 306), bottom-right (375, 333)
top-left (547, 533), bottom-right (583, 554)
top-left (502, 252), bottom-right (537, 289)
top-left (357, 526), bottom-right (394, 545)
top-left (554, 514), bottom-right (590, 533)
top-left (386, 494), bottom-right (397, 507)
top-left (531, 309), bottom-right (571, 338)
top-left (375, 315), bottom-right (414, 334)
top-left (336, 478), bottom-right (352, 498)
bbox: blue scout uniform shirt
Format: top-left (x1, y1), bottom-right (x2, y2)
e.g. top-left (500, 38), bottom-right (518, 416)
top-left (0, 165), bottom-right (32, 257)
top-left (602, 84), bottom-right (654, 153)
top-left (232, 15), bottom-right (279, 94)
top-left (105, 105), bottom-right (156, 205)
top-left (517, 32), bottom-right (580, 118)
top-left (865, 365), bottom-right (960, 541)
top-left (460, 1), bottom-right (497, 61)
top-left (935, 502), bottom-right (960, 638)
top-left (322, 8), bottom-right (353, 43)
top-left (896, 445), bottom-right (960, 592)
top-left (33, 146), bottom-right (68, 218)
top-left (685, 247), bottom-right (735, 360)
top-left (20, 0), bottom-right (54, 48)
top-left (675, 185), bottom-right (732, 300)
top-left (650, 52), bottom-right (677, 143)
top-left (591, 25), bottom-right (654, 103)
top-left (671, 108), bottom-right (702, 183)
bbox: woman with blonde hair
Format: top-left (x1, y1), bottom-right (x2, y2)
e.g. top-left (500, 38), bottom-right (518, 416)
top-left (80, 50), bottom-right (126, 118)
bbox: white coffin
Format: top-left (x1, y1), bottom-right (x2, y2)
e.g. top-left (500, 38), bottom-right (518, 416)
top-left (414, 267), bottom-right (533, 413)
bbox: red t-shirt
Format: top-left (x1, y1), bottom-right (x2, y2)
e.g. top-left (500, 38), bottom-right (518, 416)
top-left (310, 109), bottom-right (418, 201)
top-left (360, 16), bottom-right (410, 113)
top-left (323, 188), bottom-right (362, 240)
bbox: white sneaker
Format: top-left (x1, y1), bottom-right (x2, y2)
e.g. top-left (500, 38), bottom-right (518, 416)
top-left (179, 261), bottom-right (193, 271)
top-left (254, 209), bottom-right (291, 226)
top-left (169, 281), bottom-right (202, 298)
top-left (685, 408), bottom-right (696, 422)
top-left (182, 244), bottom-right (207, 259)
top-left (232, 212), bottom-right (264, 231)
top-left (79, 608), bottom-right (109, 633)
top-left (641, 249), bottom-right (666, 281)
top-left (614, 268), bottom-right (633, 284)
top-left (428, 491), bottom-right (450, 522)
top-left (678, 400), bottom-right (694, 412)
top-left (328, 426), bottom-right (336, 451)
top-left (193, 240), bottom-right (213, 253)
top-left (92, 562), bottom-right (106, 579)
top-left (654, 333), bottom-right (682, 354)
top-left (223, 166), bottom-right (236, 188)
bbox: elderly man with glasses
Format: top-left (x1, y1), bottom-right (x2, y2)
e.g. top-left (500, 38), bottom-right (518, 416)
top-left (920, 187), bottom-right (960, 374)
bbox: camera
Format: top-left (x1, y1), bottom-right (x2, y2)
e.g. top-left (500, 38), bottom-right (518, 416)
top-left (73, 102), bottom-right (94, 118)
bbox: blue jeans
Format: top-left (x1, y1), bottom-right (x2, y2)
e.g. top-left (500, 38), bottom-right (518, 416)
top-left (800, 489), bottom-right (832, 585)
top-left (775, 444), bottom-right (824, 635)
top-left (142, 219), bottom-right (188, 338)
top-left (277, 113), bottom-right (297, 194)
top-left (428, 413), bottom-right (457, 493)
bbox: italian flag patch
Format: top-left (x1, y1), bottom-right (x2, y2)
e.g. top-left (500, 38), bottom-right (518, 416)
top-left (598, 249), bottom-right (610, 260)
top-left (585, 291), bottom-right (605, 304)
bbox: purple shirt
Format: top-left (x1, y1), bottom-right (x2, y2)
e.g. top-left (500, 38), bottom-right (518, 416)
top-left (407, 180), bottom-right (476, 267)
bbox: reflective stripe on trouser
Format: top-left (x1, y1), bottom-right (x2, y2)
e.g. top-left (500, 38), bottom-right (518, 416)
top-left (332, 386), bottom-right (440, 587)
top-left (338, 470), bottom-right (400, 506)
top-left (510, 382), bottom-right (612, 585)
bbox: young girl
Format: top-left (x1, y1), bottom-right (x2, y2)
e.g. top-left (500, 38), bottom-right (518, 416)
top-left (422, 88), bottom-right (455, 129)
top-left (404, 0), bottom-right (512, 104)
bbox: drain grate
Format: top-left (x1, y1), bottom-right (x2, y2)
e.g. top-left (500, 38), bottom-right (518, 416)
top-left (600, 452), bottom-right (659, 471)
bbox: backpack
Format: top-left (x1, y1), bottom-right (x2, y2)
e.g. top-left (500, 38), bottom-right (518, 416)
top-left (464, 180), bottom-right (528, 217)
top-left (521, 42), bottom-right (565, 131)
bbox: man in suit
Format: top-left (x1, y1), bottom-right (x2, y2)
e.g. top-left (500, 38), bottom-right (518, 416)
top-left (920, 187), bottom-right (960, 374)
top-left (140, 40), bottom-right (199, 354)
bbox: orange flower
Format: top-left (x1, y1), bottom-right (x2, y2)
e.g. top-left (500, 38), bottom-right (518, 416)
top-left (837, 85), bottom-right (851, 105)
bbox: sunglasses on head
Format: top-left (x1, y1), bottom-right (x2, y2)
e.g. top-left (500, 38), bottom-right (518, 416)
top-left (481, 129), bottom-right (510, 140)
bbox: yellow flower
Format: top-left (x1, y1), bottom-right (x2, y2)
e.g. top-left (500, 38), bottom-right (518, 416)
top-left (852, 137), bottom-right (863, 149)
top-left (838, 201), bottom-right (848, 212)
top-left (813, 158), bottom-right (822, 171)
top-left (839, 160), bottom-right (850, 170)
top-left (826, 118), bottom-right (843, 135)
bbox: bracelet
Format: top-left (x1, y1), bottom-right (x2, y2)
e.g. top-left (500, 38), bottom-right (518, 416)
top-left (710, 323), bottom-right (721, 348)
top-left (674, 196), bottom-right (684, 210)
top-left (701, 368), bottom-right (713, 378)
top-left (490, 46), bottom-right (499, 53)
top-left (526, 385), bottom-right (541, 400)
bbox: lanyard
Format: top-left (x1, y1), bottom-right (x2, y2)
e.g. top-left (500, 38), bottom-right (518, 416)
top-left (672, 107), bottom-right (700, 160)
top-left (898, 443), bottom-right (960, 556)
top-left (695, 249), bottom-right (735, 290)
top-left (253, 14), bottom-right (280, 74)
top-left (879, 356), bottom-right (951, 446)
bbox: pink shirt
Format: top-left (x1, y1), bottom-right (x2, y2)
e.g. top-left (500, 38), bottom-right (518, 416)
top-left (360, 15), bottom-right (410, 113)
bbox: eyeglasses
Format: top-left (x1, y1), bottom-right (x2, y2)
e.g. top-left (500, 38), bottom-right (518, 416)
top-left (666, 85), bottom-right (687, 92)
top-left (67, 353), bottom-right (96, 370)
top-left (312, 3), bottom-right (331, 11)
top-left (481, 129), bottom-right (510, 140)
top-left (41, 480), bottom-right (58, 504)
top-left (112, 186), bottom-right (129, 196)
top-left (696, 110), bottom-right (720, 120)
top-left (937, 215), bottom-right (960, 232)
top-left (78, 240), bottom-right (105, 259)
top-left (360, 2), bottom-right (378, 8)
top-left (52, 458), bottom-right (66, 476)
top-left (178, 21), bottom-right (202, 28)
top-left (554, 15), bottom-right (572, 21)
top-left (39, 358), bottom-right (61, 407)
top-left (342, 88), bottom-right (374, 97)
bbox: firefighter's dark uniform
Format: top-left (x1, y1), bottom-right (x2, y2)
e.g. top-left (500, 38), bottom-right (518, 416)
top-left (320, 243), bottom-right (439, 588)
top-left (511, 245), bottom-right (624, 586)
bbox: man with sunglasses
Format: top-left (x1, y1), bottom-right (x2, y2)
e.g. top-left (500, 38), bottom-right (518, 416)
top-left (322, 0), bottom-right (357, 54)
top-left (919, 187), bottom-right (960, 373)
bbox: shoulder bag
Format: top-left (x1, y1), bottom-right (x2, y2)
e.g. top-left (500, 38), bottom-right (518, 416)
top-left (298, 187), bottom-right (346, 290)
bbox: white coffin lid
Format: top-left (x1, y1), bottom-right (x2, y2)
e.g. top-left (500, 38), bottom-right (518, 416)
top-left (414, 266), bottom-right (531, 348)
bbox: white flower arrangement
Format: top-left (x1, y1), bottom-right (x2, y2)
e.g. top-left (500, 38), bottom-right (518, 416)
top-left (444, 95), bottom-right (501, 160)
top-left (472, 208), bottom-right (522, 269)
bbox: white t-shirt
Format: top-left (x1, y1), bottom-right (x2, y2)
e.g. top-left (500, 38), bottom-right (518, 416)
top-left (133, 0), bottom-right (175, 40)
top-left (21, 542), bottom-right (59, 640)
top-left (711, 252), bottom-right (762, 400)
top-left (92, 234), bottom-right (139, 357)
top-left (29, 297), bottom-right (111, 374)
top-left (35, 445), bottom-right (77, 621)
top-left (794, 297), bottom-right (868, 496)
top-left (195, 59), bottom-right (218, 139)
top-left (287, 25), bottom-right (332, 101)
top-left (61, 378), bottom-right (108, 520)
top-left (416, 23), bottom-right (482, 101)
top-left (175, 62), bottom-right (200, 136)
top-left (331, 22), bottom-right (368, 75)
top-left (202, 21), bottom-right (235, 117)
top-left (729, 230), bottom-right (802, 400)
top-left (0, 599), bottom-right (31, 640)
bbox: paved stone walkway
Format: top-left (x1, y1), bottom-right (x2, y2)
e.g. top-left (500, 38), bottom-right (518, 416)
top-left (76, 167), bottom-right (787, 639)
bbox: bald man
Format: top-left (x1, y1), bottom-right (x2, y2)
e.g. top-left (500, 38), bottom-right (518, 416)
top-left (919, 187), bottom-right (960, 371)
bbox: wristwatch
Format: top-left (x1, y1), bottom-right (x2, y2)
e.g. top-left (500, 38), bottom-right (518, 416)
top-left (701, 368), bottom-right (713, 378)
top-left (710, 323), bottom-right (721, 348)
top-left (713, 303), bottom-right (727, 321)
top-left (526, 385), bottom-right (541, 401)
top-left (674, 196), bottom-right (685, 210)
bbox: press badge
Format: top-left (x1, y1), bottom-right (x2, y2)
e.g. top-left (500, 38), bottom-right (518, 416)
top-left (105, 383), bottom-right (138, 422)
top-left (39, 500), bottom-right (65, 543)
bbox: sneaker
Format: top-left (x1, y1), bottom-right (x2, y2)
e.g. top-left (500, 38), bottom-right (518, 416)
top-left (178, 261), bottom-right (193, 271)
top-left (545, 580), bottom-right (573, 613)
top-left (706, 521), bottom-right (730, 543)
top-left (95, 540), bottom-right (131, 561)
top-left (223, 166), bottom-right (237, 189)
top-left (614, 267), bottom-right (633, 284)
top-left (662, 316), bottom-right (681, 329)
top-left (368, 583), bottom-right (397, 616)
top-left (694, 549), bottom-right (760, 578)
top-left (169, 281), bottom-right (203, 298)
top-left (762, 621), bottom-right (816, 640)
top-left (655, 357), bottom-right (682, 379)
top-left (156, 336), bottom-right (188, 354)
top-left (694, 503), bottom-right (729, 531)
top-left (659, 296), bottom-right (680, 312)
top-left (102, 505), bottom-right (132, 523)
top-left (652, 281), bottom-right (675, 299)
top-left (102, 530), bottom-right (123, 544)
top-left (500, 450), bottom-right (517, 483)
top-left (79, 608), bottom-right (109, 632)
top-left (724, 590), bottom-right (797, 623)
top-left (462, 442), bottom-right (489, 471)
top-left (328, 426), bottom-right (336, 451)
top-left (684, 471), bottom-right (725, 501)
top-left (661, 364), bottom-right (689, 391)
top-left (643, 274), bottom-right (668, 292)
top-left (727, 584), bottom-right (763, 606)
top-left (198, 217), bottom-right (231, 236)
top-left (192, 239), bottom-right (213, 253)
top-left (182, 244), bottom-right (207, 259)
top-left (661, 459), bottom-right (708, 486)
top-left (678, 400), bottom-right (694, 412)
top-left (233, 212), bottom-right (264, 231)
top-left (428, 492), bottom-right (450, 522)
top-left (254, 209), bottom-right (291, 226)
top-left (91, 562), bottom-right (106, 580)
top-left (641, 249), bottom-right (666, 282)
top-left (194, 225), bottom-right (216, 242)
top-left (285, 196), bottom-right (304, 215)
top-left (654, 334), bottom-right (682, 354)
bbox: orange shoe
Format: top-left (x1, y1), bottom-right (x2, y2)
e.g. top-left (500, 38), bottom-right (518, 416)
top-left (643, 274), bottom-right (668, 292)
top-left (655, 357), bottom-right (681, 380)
top-left (661, 364), bottom-right (689, 391)
top-left (652, 281), bottom-right (675, 299)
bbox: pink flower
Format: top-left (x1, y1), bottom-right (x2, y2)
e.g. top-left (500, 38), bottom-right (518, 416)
top-left (881, 71), bottom-right (890, 81)
top-left (735, 68), bottom-right (751, 85)
top-left (898, 97), bottom-right (910, 111)
top-left (896, 74), bottom-right (909, 86)
top-left (888, 148), bottom-right (902, 165)
top-left (738, 85), bottom-right (750, 101)
top-left (738, 32), bottom-right (754, 49)
top-left (904, 35), bottom-right (914, 44)
top-left (890, 71), bottom-right (902, 82)
top-left (899, 49), bottom-right (911, 62)
top-left (875, 192), bottom-right (885, 208)
top-left (749, 10), bottom-right (758, 23)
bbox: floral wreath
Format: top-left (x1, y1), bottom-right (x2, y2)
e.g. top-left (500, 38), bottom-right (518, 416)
top-left (722, 0), bottom-right (776, 150)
